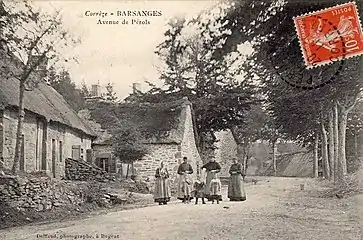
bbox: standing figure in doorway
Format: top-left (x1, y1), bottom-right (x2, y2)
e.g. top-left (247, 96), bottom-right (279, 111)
top-left (228, 158), bottom-right (247, 201)
top-left (177, 156), bottom-right (194, 203)
top-left (201, 156), bottom-right (222, 201)
top-left (154, 161), bottom-right (171, 205)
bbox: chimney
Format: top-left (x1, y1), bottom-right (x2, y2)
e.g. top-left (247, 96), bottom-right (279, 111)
top-left (91, 84), bottom-right (100, 97)
top-left (132, 83), bottom-right (141, 94)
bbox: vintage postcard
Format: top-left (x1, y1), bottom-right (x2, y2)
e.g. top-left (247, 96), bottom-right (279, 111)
top-left (0, 0), bottom-right (362, 240)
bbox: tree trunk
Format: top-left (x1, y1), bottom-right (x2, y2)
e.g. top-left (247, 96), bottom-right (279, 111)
top-left (126, 164), bottom-right (130, 179)
top-left (12, 81), bottom-right (26, 174)
top-left (236, 144), bottom-right (244, 165)
top-left (334, 102), bottom-right (339, 183)
top-left (272, 140), bottom-right (277, 176)
top-left (242, 142), bottom-right (249, 176)
top-left (354, 129), bottom-right (358, 158)
top-left (338, 110), bottom-right (348, 177)
top-left (313, 133), bottom-right (319, 178)
top-left (243, 154), bottom-right (247, 176)
top-left (328, 109), bottom-right (335, 181)
top-left (321, 122), bottom-right (330, 179)
top-left (131, 162), bottom-right (134, 176)
top-left (336, 97), bottom-right (358, 180)
top-left (120, 162), bottom-right (123, 179)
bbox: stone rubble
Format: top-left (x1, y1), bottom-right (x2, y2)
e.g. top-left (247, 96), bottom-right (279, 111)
top-left (64, 158), bottom-right (116, 182)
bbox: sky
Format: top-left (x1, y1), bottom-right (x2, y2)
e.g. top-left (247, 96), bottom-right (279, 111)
top-left (32, 0), bottom-right (224, 100)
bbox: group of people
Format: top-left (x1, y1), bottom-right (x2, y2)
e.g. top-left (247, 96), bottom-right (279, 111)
top-left (153, 156), bottom-right (246, 205)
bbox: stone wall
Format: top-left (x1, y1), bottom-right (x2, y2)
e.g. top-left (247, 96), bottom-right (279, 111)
top-left (0, 175), bottom-right (83, 212)
top-left (133, 144), bottom-right (180, 184)
top-left (0, 108), bottom-right (93, 179)
top-left (2, 109), bottom-right (38, 172)
top-left (46, 122), bottom-right (92, 178)
top-left (0, 174), bottom-right (124, 212)
top-left (65, 158), bottom-right (115, 182)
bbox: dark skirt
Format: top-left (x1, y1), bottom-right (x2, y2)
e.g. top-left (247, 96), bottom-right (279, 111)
top-left (154, 178), bottom-right (171, 203)
top-left (228, 174), bottom-right (246, 201)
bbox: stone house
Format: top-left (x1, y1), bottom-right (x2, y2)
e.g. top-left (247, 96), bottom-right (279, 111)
top-left (92, 142), bottom-right (119, 174)
top-left (0, 49), bottom-right (97, 178)
top-left (133, 97), bottom-right (201, 183)
top-left (88, 97), bottom-right (202, 184)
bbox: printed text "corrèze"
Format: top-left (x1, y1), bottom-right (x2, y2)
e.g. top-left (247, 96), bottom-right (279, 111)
top-left (84, 10), bottom-right (162, 18)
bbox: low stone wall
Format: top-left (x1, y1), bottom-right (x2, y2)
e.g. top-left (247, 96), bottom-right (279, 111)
top-left (0, 175), bottom-right (125, 212)
top-left (65, 158), bottom-right (115, 182)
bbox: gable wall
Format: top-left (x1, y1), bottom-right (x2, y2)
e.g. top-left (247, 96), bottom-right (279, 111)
top-left (180, 105), bottom-right (200, 178)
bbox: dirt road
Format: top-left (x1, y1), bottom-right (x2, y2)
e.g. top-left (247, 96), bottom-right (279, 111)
top-left (1, 177), bottom-right (362, 240)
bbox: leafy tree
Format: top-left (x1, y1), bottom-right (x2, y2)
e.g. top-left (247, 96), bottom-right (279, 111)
top-left (0, 1), bottom-right (79, 174)
top-left (230, 104), bottom-right (268, 174)
top-left (48, 68), bottom-right (87, 112)
top-left (86, 101), bottom-right (150, 172)
top-left (80, 81), bottom-right (91, 98)
top-left (78, 109), bottom-right (112, 143)
top-left (131, 14), bottom-right (257, 161)
top-left (102, 82), bottom-right (118, 103)
top-left (199, 0), bottom-right (363, 181)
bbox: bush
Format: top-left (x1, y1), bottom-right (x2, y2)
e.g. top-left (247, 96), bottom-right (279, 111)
top-left (318, 170), bottom-right (363, 198)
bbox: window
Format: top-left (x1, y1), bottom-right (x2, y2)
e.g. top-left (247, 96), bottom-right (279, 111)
top-left (59, 141), bottom-right (63, 162)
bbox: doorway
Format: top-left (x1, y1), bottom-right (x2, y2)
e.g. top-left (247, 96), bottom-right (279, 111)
top-left (52, 139), bottom-right (56, 178)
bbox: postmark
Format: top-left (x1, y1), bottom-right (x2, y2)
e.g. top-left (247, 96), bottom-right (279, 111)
top-left (293, 1), bottom-right (363, 69)
top-left (275, 17), bottom-right (346, 90)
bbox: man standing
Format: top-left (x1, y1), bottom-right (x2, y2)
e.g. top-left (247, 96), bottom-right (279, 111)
top-left (201, 156), bottom-right (222, 201)
top-left (177, 156), bottom-right (194, 203)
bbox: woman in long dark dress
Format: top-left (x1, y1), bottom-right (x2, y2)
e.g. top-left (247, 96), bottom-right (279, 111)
top-left (228, 158), bottom-right (246, 201)
top-left (201, 156), bottom-right (222, 201)
top-left (154, 161), bottom-right (171, 205)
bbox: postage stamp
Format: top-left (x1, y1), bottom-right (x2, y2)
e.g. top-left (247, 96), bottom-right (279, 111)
top-left (293, 2), bottom-right (363, 69)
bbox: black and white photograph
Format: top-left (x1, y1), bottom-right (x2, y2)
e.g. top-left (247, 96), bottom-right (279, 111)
top-left (0, 0), bottom-right (362, 239)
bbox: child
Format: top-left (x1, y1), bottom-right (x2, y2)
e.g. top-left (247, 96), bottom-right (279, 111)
top-left (209, 172), bottom-right (222, 204)
top-left (192, 175), bottom-right (206, 205)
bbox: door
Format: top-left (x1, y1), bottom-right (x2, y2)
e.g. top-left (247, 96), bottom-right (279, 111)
top-left (86, 149), bottom-right (93, 163)
top-left (100, 158), bottom-right (109, 172)
top-left (52, 139), bottom-right (56, 178)
top-left (59, 141), bottom-right (63, 162)
top-left (71, 145), bottom-right (81, 159)
top-left (20, 135), bottom-right (25, 172)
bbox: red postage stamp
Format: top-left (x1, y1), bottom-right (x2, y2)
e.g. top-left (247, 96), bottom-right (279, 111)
top-left (293, 2), bottom-right (363, 69)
